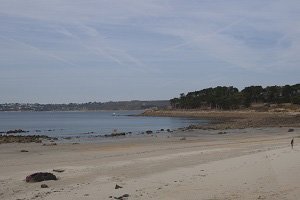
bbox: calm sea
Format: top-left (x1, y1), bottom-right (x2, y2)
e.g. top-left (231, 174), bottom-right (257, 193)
top-left (0, 111), bottom-right (207, 139)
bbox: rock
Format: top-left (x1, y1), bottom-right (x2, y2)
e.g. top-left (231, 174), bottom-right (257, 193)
top-left (53, 169), bottom-right (65, 173)
top-left (105, 132), bottom-right (126, 137)
top-left (6, 129), bottom-right (28, 134)
top-left (180, 137), bottom-right (186, 140)
top-left (160, 129), bottom-right (164, 131)
top-left (288, 128), bottom-right (294, 132)
top-left (115, 184), bottom-right (123, 189)
top-left (20, 150), bottom-right (29, 152)
top-left (146, 130), bottom-right (153, 134)
top-left (218, 131), bottom-right (227, 135)
top-left (41, 184), bottom-right (49, 188)
top-left (114, 194), bottom-right (129, 200)
top-left (26, 172), bottom-right (57, 183)
top-left (42, 143), bottom-right (57, 146)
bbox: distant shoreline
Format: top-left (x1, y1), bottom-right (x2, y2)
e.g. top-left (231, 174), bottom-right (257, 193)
top-left (0, 110), bottom-right (145, 113)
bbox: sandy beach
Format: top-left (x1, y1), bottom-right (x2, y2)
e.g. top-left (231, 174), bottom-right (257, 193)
top-left (1, 125), bottom-right (300, 200)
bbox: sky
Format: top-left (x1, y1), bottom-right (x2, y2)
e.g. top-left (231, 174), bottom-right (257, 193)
top-left (0, 0), bottom-right (300, 103)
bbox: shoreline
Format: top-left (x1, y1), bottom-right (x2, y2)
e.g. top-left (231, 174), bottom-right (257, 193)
top-left (1, 109), bottom-right (299, 144)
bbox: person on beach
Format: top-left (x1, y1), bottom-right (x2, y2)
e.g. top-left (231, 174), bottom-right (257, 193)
top-left (291, 138), bottom-right (294, 149)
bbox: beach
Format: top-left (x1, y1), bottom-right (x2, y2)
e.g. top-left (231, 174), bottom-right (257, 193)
top-left (1, 120), bottom-right (300, 199)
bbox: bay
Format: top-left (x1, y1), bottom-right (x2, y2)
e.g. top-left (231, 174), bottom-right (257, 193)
top-left (0, 111), bottom-right (207, 139)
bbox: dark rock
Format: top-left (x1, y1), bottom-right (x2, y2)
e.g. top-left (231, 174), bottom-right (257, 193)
top-left (288, 128), bottom-right (294, 132)
top-left (6, 129), bottom-right (28, 134)
top-left (218, 131), bottom-right (227, 135)
top-left (83, 132), bottom-right (94, 135)
top-left (41, 184), bottom-right (49, 188)
top-left (105, 132), bottom-right (126, 137)
top-left (115, 184), bottom-right (123, 189)
top-left (20, 150), bottom-right (29, 152)
top-left (42, 143), bottom-right (57, 146)
top-left (180, 137), bottom-right (186, 140)
top-left (160, 129), bottom-right (164, 131)
top-left (114, 194), bottom-right (129, 199)
top-left (53, 169), bottom-right (65, 173)
top-left (146, 130), bottom-right (153, 134)
top-left (26, 172), bottom-right (57, 183)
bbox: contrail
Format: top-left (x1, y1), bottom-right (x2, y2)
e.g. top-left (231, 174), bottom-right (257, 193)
top-left (58, 24), bottom-right (161, 74)
top-left (162, 18), bottom-right (244, 52)
top-left (0, 34), bottom-right (81, 68)
top-left (57, 26), bottom-right (125, 66)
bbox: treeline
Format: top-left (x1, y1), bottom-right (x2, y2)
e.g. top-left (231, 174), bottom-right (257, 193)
top-left (170, 84), bottom-right (300, 110)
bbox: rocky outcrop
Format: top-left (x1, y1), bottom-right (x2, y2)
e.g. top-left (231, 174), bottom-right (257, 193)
top-left (0, 135), bottom-right (52, 144)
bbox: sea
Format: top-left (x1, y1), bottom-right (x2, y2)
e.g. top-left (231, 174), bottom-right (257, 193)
top-left (0, 111), bottom-right (207, 141)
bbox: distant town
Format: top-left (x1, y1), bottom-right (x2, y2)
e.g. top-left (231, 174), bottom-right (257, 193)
top-left (0, 100), bottom-right (170, 111)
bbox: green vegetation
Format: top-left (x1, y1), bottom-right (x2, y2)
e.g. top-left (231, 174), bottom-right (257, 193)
top-left (170, 84), bottom-right (300, 110)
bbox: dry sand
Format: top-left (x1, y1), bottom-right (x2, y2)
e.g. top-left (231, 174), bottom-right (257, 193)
top-left (1, 127), bottom-right (300, 200)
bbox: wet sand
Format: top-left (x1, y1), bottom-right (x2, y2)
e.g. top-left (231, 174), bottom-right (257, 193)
top-left (0, 127), bottom-right (299, 200)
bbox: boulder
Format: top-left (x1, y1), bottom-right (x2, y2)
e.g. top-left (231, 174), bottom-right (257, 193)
top-left (26, 172), bottom-right (57, 183)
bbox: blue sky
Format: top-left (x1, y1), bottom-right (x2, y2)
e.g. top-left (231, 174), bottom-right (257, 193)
top-left (0, 0), bottom-right (299, 103)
